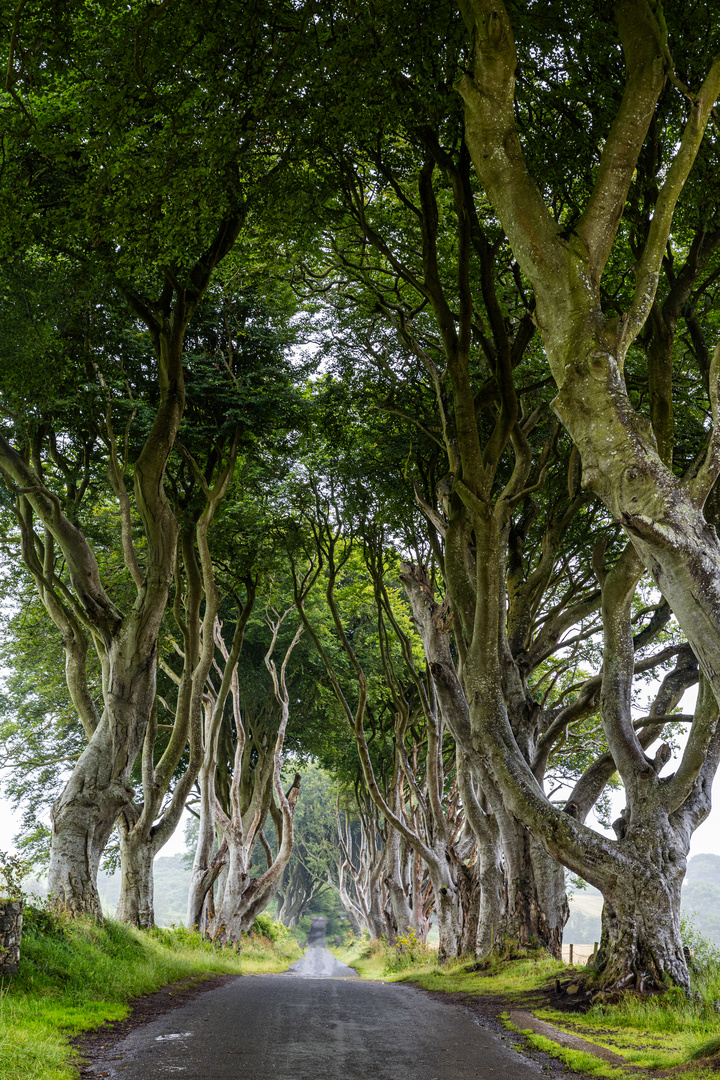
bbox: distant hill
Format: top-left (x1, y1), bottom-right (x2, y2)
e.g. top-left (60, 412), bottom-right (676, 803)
top-left (685, 853), bottom-right (720, 887)
top-left (682, 854), bottom-right (720, 945)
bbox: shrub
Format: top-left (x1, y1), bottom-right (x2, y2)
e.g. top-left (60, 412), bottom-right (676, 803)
top-left (21, 897), bottom-right (66, 940)
top-left (150, 924), bottom-right (217, 952)
top-left (248, 914), bottom-right (291, 943)
top-left (385, 928), bottom-right (430, 973)
top-left (681, 911), bottom-right (720, 974)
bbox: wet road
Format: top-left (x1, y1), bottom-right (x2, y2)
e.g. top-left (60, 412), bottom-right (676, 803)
top-left (89, 919), bottom-right (551, 1079)
top-left (286, 915), bottom-right (357, 977)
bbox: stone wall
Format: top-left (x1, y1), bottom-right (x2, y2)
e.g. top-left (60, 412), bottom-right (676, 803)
top-left (0, 900), bottom-right (23, 974)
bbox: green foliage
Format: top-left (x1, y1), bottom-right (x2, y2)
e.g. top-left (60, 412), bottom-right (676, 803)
top-left (0, 852), bottom-right (32, 900)
top-left (248, 913), bottom-right (291, 944)
top-left (385, 928), bottom-right (432, 974)
top-left (19, 900), bottom-right (66, 942)
top-left (681, 912), bottom-right (720, 973)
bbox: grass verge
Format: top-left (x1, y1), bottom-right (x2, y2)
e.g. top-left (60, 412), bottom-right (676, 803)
top-left (334, 936), bottom-right (720, 1078)
top-left (0, 908), bottom-right (301, 1080)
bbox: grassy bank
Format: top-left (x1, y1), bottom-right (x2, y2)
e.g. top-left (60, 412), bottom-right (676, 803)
top-left (0, 908), bottom-right (301, 1080)
top-left (334, 936), bottom-right (720, 1078)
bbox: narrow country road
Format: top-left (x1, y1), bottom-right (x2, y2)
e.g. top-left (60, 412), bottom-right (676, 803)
top-left (89, 920), bottom-right (562, 1079)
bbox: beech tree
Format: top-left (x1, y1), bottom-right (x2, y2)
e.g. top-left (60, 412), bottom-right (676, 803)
top-left (275, 767), bottom-right (341, 929)
top-left (0, 0), bottom-right (320, 916)
top-left (440, 0), bottom-right (720, 988)
top-left (276, 0), bottom-right (718, 985)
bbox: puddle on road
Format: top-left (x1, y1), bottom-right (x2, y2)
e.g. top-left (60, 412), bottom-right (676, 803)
top-left (154, 1032), bottom-right (193, 1042)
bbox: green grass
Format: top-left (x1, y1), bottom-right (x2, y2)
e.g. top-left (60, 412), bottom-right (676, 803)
top-left (504, 1023), bottom-right (643, 1079)
top-left (403, 952), bottom-right (565, 994)
top-left (331, 937), bottom-right (393, 979)
top-left (0, 910), bottom-right (302, 1080)
top-left (334, 935), bottom-right (720, 1077)
top-left (375, 945), bottom-right (720, 1078)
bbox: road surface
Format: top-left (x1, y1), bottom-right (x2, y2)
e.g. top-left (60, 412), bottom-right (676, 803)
top-left (88, 919), bottom-right (555, 1079)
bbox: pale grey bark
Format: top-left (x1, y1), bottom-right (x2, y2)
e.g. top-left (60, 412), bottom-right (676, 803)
top-left (186, 599), bottom-right (255, 929)
top-left (451, 1), bottom-right (720, 987)
top-left (332, 807), bottom-right (390, 940)
top-left (115, 814), bottom-right (155, 928)
top-left (276, 860), bottom-right (319, 928)
top-left (456, 751), bottom-right (503, 956)
top-left (383, 801), bottom-right (416, 941)
top-left (115, 442), bottom-right (238, 927)
top-left (3, 227), bottom-right (241, 917)
top-left (208, 615), bottom-right (302, 946)
top-left (401, 564), bottom-right (569, 958)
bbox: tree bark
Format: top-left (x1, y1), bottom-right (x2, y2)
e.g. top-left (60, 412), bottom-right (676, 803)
top-left (46, 719), bottom-right (127, 918)
top-left (496, 810), bottom-right (568, 957)
top-left (401, 564), bottom-right (568, 957)
top-left (115, 819), bottom-right (156, 928)
top-left (209, 616), bottom-right (303, 946)
top-left (384, 820), bottom-right (415, 942)
top-left (593, 812), bottom-right (687, 991)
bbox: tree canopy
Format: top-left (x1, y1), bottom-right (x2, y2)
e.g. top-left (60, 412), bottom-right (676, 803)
top-left (1, 0), bottom-right (720, 993)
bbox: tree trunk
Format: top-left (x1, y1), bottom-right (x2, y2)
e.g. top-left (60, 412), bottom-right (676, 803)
top-left (186, 748), bottom-right (221, 929)
top-left (592, 816), bottom-right (688, 992)
top-left (475, 826), bottom-right (504, 957)
top-left (384, 822), bottom-right (415, 941)
top-left (366, 859), bottom-right (391, 941)
top-left (47, 715), bottom-right (143, 917)
top-left (210, 841), bottom-right (254, 944)
top-left (115, 825), bottom-right (155, 928)
top-left (498, 812), bottom-right (568, 957)
top-left (432, 866), bottom-right (462, 962)
top-left (402, 566), bottom-right (568, 957)
top-left (276, 861), bottom-right (312, 927)
top-left (457, 858), bottom-right (481, 956)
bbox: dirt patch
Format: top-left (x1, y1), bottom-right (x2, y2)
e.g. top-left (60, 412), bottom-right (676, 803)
top-left (73, 973), bottom-right (239, 1076)
top-left (508, 1008), bottom-right (628, 1066)
top-left (413, 984), bottom-right (708, 1078)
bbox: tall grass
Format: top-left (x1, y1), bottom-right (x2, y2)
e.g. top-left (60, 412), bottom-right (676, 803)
top-left (0, 905), bottom-right (300, 1080)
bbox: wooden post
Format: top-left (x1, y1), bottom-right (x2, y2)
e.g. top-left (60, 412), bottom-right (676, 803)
top-left (569, 943), bottom-right (573, 965)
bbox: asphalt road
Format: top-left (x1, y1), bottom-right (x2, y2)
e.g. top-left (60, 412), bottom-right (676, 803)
top-left (286, 916), bottom-right (358, 977)
top-left (89, 920), bottom-right (551, 1079)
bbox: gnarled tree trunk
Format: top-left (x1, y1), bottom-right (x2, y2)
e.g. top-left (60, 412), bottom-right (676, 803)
top-left (452, 0), bottom-right (720, 988)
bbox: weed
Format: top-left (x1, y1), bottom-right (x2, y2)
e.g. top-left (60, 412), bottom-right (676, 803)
top-left (385, 929), bottom-right (431, 974)
top-left (248, 914), bottom-right (292, 944)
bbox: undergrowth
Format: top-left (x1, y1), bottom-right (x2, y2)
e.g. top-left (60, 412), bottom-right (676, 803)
top-left (385, 927), bottom-right (720, 1078)
top-left (0, 903), bottom-right (300, 1080)
top-left (332, 931), bottom-right (439, 979)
